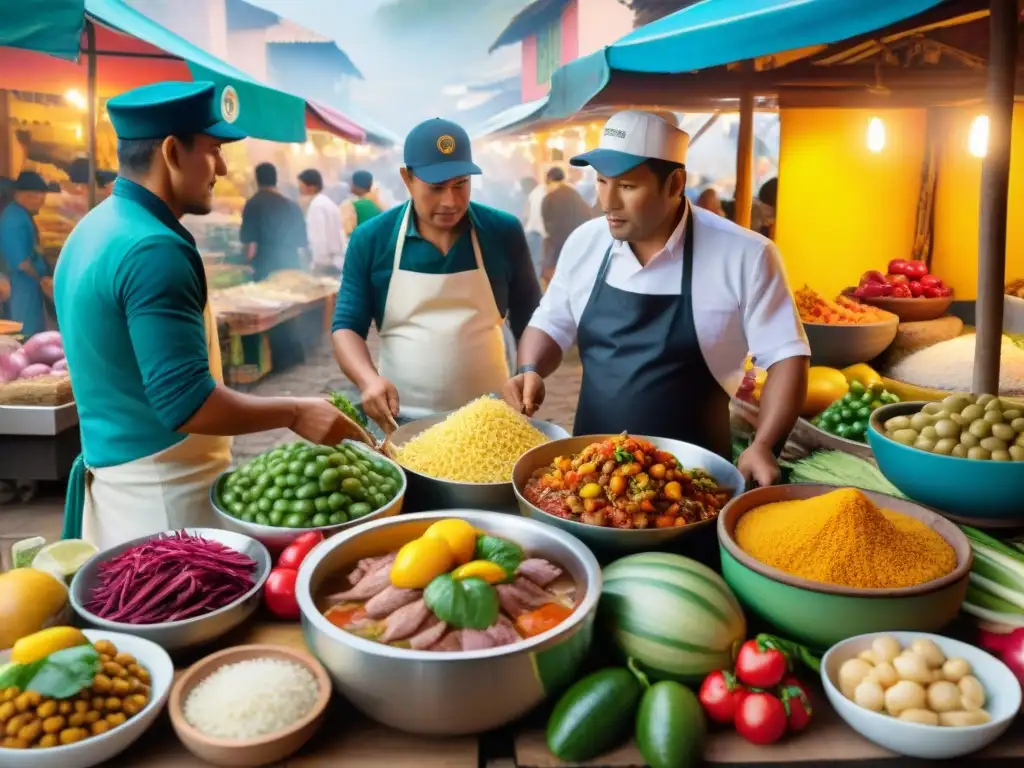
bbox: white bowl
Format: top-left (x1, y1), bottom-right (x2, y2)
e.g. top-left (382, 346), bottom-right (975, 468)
top-left (822, 631), bottom-right (1021, 759)
top-left (1006, 294), bottom-right (1024, 335)
top-left (0, 630), bottom-right (174, 768)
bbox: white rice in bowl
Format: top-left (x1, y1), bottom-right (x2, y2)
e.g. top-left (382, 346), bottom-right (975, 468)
top-left (886, 334), bottom-right (1024, 396)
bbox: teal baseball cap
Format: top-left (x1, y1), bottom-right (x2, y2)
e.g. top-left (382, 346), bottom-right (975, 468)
top-left (107, 81), bottom-right (247, 142)
top-left (403, 118), bottom-right (481, 184)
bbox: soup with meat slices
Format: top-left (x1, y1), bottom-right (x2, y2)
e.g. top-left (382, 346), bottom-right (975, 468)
top-left (317, 526), bottom-right (578, 652)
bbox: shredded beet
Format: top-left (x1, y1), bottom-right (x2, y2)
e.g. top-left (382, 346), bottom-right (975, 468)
top-left (85, 531), bottom-right (258, 624)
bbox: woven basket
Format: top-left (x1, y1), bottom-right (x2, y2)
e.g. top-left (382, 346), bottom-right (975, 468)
top-left (0, 374), bottom-right (74, 406)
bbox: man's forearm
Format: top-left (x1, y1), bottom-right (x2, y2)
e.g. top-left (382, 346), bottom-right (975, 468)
top-left (753, 356), bottom-right (809, 452)
top-left (333, 329), bottom-right (379, 389)
top-left (517, 327), bottom-right (564, 378)
top-left (178, 384), bottom-right (298, 436)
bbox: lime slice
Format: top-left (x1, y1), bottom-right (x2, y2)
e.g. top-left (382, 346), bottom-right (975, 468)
top-left (11, 537), bottom-right (46, 569)
top-left (31, 540), bottom-right (98, 581)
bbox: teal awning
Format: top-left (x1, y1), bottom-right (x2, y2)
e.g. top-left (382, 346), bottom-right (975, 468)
top-left (86, 0), bottom-right (307, 142)
top-left (545, 0), bottom-right (947, 118)
top-left (470, 97), bottom-right (549, 140)
top-left (0, 0), bottom-right (85, 60)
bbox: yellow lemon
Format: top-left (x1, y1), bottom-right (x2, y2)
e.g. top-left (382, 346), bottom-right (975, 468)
top-left (11, 626), bottom-right (89, 665)
top-left (451, 560), bottom-right (507, 584)
top-left (390, 537), bottom-right (454, 589)
top-left (422, 519), bottom-right (478, 565)
top-left (0, 568), bottom-right (69, 651)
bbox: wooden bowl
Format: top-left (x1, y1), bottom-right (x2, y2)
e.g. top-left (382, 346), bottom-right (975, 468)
top-left (792, 417), bottom-right (874, 460)
top-left (843, 288), bottom-right (953, 322)
top-left (169, 644), bottom-right (332, 767)
top-left (803, 318), bottom-right (898, 367)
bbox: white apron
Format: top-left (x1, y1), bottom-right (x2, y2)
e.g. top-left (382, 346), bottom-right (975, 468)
top-left (378, 204), bottom-right (510, 413)
top-left (82, 302), bottom-right (232, 550)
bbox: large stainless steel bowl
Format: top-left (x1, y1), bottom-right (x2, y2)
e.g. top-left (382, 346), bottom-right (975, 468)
top-left (296, 510), bottom-right (601, 735)
top-left (513, 435), bottom-right (744, 557)
top-left (70, 528), bottom-right (271, 653)
top-left (387, 411), bottom-right (569, 512)
top-left (211, 440), bottom-right (407, 553)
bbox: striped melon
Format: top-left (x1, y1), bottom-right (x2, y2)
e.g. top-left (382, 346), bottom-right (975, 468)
top-left (599, 552), bottom-right (746, 683)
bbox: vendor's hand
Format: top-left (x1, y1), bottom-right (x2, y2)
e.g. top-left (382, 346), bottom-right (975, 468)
top-left (40, 277), bottom-right (54, 300)
top-left (361, 375), bottom-right (400, 433)
top-left (737, 442), bottom-right (781, 488)
top-left (291, 398), bottom-right (370, 446)
top-left (504, 371), bottom-right (545, 417)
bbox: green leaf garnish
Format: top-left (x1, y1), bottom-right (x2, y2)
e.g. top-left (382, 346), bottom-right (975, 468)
top-left (0, 644), bottom-right (100, 698)
top-left (475, 534), bottom-right (523, 579)
top-left (424, 574), bottom-right (499, 630)
top-left (613, 447), bottom-right (633, 464)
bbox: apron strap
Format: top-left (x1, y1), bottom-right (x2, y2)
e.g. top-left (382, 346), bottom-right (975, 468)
top-left (680, 203), bottom-right (695, 298)
top-left (392, 202), bottom-right (413, 272)
top-left (62, 454), bottom-right (87, 540)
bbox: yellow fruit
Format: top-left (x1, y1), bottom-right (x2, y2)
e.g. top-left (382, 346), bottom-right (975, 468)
top-left (451, 560), bottom-right (508, 584)
top-left (0, 569), bottom-right (69, 651)
top-left (390, 537), bottom-right (454, 589)
top-left (803, 367), bottom-right (849, 417)
top-left (422, 519), bottom-right (478, 565)
top-left (11, 627), bottom-right (89, 665)
top-left (842, 363), bottom-right (882, 389)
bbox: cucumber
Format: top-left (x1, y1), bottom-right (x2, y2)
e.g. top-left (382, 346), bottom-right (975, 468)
top-left (635, 681), bottom-right (707, 768)
top-left (546, 667), bottom-right (643, 761)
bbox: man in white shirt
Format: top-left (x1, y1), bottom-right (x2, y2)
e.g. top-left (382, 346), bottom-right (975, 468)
top-left (504, 110), bottom-right (809, 488)
top-left (298, 168), bottom-right (346, 276)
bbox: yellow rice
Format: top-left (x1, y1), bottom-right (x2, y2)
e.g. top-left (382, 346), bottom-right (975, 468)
top-left (395, 397), bottom-right (549, 483)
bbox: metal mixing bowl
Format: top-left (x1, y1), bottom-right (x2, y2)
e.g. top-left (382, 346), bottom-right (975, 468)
top-left (296, 510), bottom-right (601, 735)
top-left (387, 411), bottom-right (569, 512)
top-left (211, 440), bottom-right (407, 553)
top-left (513, 435), bottom-right (744, 557)
top-left (70, 528), bottom-right (272, 654)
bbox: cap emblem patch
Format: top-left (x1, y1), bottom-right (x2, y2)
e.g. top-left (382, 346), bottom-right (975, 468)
top-left (220, 86), bottom-right (239, 124)
top-left (437, 135), bottom-right (456, 154)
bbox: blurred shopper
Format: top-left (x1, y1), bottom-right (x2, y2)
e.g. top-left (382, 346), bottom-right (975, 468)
top-left (0, 171), bottom-right (54, 337)
top-left (540, 166), bottom-right (594, 284)
top-left (339, 169), bottom-right (382, 236)
top-left (755, 176), bottom-right (778, 238)
top-left (298, 168), bottom-right (345, 276)
top-left (696, 187), bottom-right (726, 217)
top-left (523, 173), bottom-right (547, 276)
top-left (241, 163), bottom-right (308, 280)
top-left (332, 118), bottom-right (541, 431)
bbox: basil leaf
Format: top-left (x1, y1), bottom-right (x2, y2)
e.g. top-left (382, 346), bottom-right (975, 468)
top-left (0, 645), bottom-right (100, 699)
top-left (424, 574), bottom-right (499, 630)
top-left (475, 534), bottom-right (523, 578)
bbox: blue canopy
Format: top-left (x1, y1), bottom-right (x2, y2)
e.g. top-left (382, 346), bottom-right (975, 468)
top-left (470, 97), bottom-right (549, 140)
top-left (0, 0), bottom-right (85, 60)
top-left (545, 0), bottom-right (947, 118)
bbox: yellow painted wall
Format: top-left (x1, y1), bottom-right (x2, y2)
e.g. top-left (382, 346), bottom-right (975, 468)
top-left (775, 108), bottom-right (926, 297)
top-left (931, 104), bottom-right (1024, 298)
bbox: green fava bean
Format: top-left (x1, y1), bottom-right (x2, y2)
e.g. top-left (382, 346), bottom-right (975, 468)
top-left (311, 512), bottom-right (330, 528)
top-left (269, 509), bottom-right (285, 526)
top-left (296, 482), bottom-right (320, 500)
top-left (303, 463), bottom-right (321, 479)
top-left (272, 499), bottom-right (291, 514)
top-left (319, 468), bottom-right (341, 491)
top-left (266, 486), bottom-right (283, 501)
top-left (348, 501), bottom-right (372, 518)
top-left (257, 497), bottom-right (273, 514)
top-left (288, 460), bottom-right (304, 475)
top-left (283, 488), bottom-right (295, 500)
top-left (341, 477), bottom-right (363, 496)
top-left (283, 513), bottom-right (306, 528)
top-left (291, 499), bottom-right (315, 516)
top-left (255, 512), bottom-right (271, 526)
top-left (314, 496), bottom-right (330, 513)
top-left (328, 511), bottom-right (348, 525)
top-left (328, 492), bottom-right (348, 511)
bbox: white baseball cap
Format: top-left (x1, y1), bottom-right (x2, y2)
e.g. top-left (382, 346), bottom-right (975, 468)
top-left (570, 110), bottom-right (690, 177)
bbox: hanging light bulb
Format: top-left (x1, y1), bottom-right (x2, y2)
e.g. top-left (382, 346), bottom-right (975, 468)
top-left (866, 117), bottom-right (885, 152)
top-left (969, 115), bottom-right (989, 158)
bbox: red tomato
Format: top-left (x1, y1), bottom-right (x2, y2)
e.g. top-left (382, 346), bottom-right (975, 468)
top-left (906, 260), bottom-right (929, 278)
top-left (779, 676), bottom-right (813, 733)
top-left (909, 280), bottom-right (924, 297)
top-left (885, 273), bottom-right (909, 286)
top-left (735, 692), bottom-right (788, 745)
top-left (892, 284), bottom-right (913, 299)
top-left (856, 282), bottom-right (888, 298)
top-left (277, 531), bottom-right (325, 570)
top-left (938, 285), bottom-right (953, 297)
top-left (919, 273), bottom-right (943, 287)
top-left (735, 638), bottom-right (789, 688)
top-left (698, 670), bottom-right (749, 724)
top-left (887, 259), bottom-right (910, 276)
top-left (264, 568), bottom-right (299, 620)
top-left (859, 270), bottom-right (885, 286)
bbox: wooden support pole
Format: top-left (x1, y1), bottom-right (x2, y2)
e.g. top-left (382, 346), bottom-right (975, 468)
top-left (734, 92), bottom-right (755, 229)
top-left (86, 21), bottom-right (98, 211)
top-left (972, 0), bottom-right (1017, 395)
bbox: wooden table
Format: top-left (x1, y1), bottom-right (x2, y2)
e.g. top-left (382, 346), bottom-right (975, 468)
top-left (126, 622), bottom-right (1024, 767)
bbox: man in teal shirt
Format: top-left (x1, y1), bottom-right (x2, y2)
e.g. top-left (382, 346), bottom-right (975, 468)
top-left (55, 81), bottom-right (366, 549)
top-left (340, 170), bottom-right (382, 236)
top-left (332, 118), bottom-right (541, 430)
top-left (0, 171), bottom-right (54, 337)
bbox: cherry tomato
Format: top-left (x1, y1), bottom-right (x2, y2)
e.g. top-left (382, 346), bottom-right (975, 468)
top-left (779, 675), bottom-right (813, 732)
top-left (735, 638), bottom-right (789, 689)
top-left (859, 270), bottom-right (885, 286)
top-left (892, 284), bottom-right (913, 299)
top-left (264, 568), bottom-right (299, 620)
top-left (909, 280), bottom-right (924, 297)
top-left (907, 259), bottom-right (929, 279)
top-left (698, 670), bottom-right (749, 724)
top-left (735, 692), bottom-right (788, 745)
top-left (885, 272), bottom-right (909, 286)
top-left (277, 531), bottom-right (325, 569)
top-left (887, 259), bottom-right (910, 276)
top-left (919, 273), bottom-right (943, 287)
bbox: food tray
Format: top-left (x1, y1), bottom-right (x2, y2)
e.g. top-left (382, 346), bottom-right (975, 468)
top-left (0, 400), bottom-right (78, 435)
top-left (0, 374), bottom-right (73, 406)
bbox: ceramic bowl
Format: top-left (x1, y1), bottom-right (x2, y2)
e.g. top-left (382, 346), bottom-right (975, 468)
top-left (822, 631), bottom-right (1021, 759)
top-left (513, 435), bottom-right (744, 558)
top-left (0, 630), bottom-right (173, 768)
top-left (868, 401), bottom-right (1024, 527)
top-left (169, 644), bottom-right (332, 767)
top-left (803, 318), bottom-right (899, 368)
top-left (1004, 294), bottom-right (1024, 335)
top-left (717, 484), bottom-right (971, 649)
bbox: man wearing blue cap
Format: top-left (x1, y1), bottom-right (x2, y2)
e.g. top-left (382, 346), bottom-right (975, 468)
top-left (331, 118), bottom-right (541, 430)
top-left (0, 171), bottom-right (56, 337)
top-left (339, 170), bottom-right (382, 236)
top-left (505, 110), bottom-right (809, 489)
top-left (54, 81), bottom-right (367, 549)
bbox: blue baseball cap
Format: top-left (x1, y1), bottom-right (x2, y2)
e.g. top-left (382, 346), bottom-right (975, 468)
top-left (107, 81), bottom-right (247, 143)
top-left (351, 170), bottom-right (373, 190)
top-left (14, 171), bottom-right (56, 193)
top-left (403, 118), bottom-right (481, 184)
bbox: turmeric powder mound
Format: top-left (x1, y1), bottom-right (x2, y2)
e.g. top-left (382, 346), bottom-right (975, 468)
top-left (734, 488), bottom-right (956, 589)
